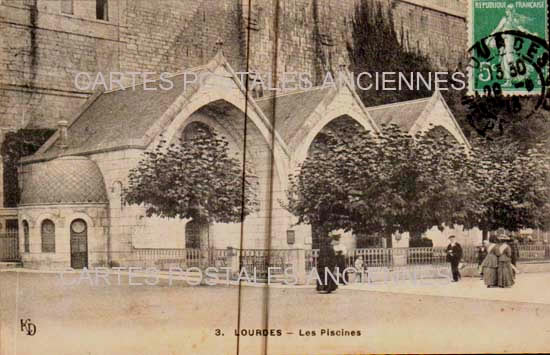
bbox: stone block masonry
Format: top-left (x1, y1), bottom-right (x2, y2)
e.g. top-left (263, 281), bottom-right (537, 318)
top-left (1, 0), bottom-right (467, 132)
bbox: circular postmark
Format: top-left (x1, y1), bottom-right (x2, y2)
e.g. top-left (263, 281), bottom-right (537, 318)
top-left (463, 30), bottom-right (550, 138)
top-left (468, 30), bottom-right (549, 100)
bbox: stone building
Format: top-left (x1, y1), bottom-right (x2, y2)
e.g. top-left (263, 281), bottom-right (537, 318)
top-left (17, 52), bottom-right (472, 269)
top-left (0, 0), bottom-right (468, 227)
top-left (1, 0), bottom-right (474, 267)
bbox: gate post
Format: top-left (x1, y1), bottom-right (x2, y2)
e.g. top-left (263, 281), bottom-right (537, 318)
top-left (0, 153), bottom-right (4, 208)
top-left (291, 249), bottom-right (306, 285)
top-left (227, 247), bottom-right (240, 278)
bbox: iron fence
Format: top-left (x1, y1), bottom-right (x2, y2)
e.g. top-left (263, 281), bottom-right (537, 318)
top-left (304, 244), bottom-right (550, 271)
top-left (305, 249), bottom-right (318, 272)
top-left (518, 244), bottom-right (550, 261)
top-left (113, 248), bottom-right (293, 276)
top-left (109, 248), bottom-right (199, 270)
top-left (238, 249), bottom-right (293, 277)
top-left (0, 229), bottom-right (19, 262)
top-left (12, 244), bottom-right (550, 272)
top-left (356, 248), bottom-right (393, 267)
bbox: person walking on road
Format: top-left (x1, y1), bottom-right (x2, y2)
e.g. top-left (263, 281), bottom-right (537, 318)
top-left (446, 235), bottom-right (463, 282)
top-left (477, 240), bottom-right (489, 279)
top-left (316, 234), bottom-right (338, 294)
top-left (481, 237), bottom-right (498, 288)
top-left (497, 236), bottom-right (515, 288)
top-left (354, 256), bottom-right (365, 283)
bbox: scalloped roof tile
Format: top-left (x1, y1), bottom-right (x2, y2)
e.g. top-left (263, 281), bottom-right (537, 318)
top-left (20, 156), bottom-right (108, 205)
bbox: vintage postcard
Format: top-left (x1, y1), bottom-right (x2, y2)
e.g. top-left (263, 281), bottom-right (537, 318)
top-left (1, 0), bottom-right (549, 354)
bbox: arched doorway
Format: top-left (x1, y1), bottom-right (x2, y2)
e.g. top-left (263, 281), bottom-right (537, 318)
top-left (305, 115), bottom-right (370, 252)
top-left (172, 100), bottom-right (277, 249)
top-left (70, 219), bottom-right (88, 269)
top-left (185, 219), bottom-right (202, 249)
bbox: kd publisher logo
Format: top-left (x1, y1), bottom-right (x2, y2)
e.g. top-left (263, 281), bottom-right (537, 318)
top-left (20, 319), bottom-right (37, 336)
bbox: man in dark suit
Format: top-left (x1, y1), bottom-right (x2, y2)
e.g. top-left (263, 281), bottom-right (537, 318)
top-left (446, 235), bottom-right (463, 282)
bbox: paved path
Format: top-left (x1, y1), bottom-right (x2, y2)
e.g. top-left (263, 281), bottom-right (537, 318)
top-left (1, 271), bottom-right (549, 354)
top-left (343, 272), bottom-right (550, 305)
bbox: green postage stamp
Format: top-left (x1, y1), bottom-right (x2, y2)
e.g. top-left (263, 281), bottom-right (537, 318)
top-left (469, 0), bottom-right (549, 95)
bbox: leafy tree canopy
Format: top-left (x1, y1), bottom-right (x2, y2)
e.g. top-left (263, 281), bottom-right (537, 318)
top-left (1, 129), bottom-right (55, 207)
top-left (286, 125), bottom-right (474, 238)
top-left (125, 126), bottom-right (259, 224)
top-left (348, 0), bottom-right (434, 106)
top-left (285, 124), bottom-right (550, 239)
top-left (467, 136), bottom-right (550, 232)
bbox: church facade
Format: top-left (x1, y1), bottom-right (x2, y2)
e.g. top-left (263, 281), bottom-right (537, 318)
top-left (17, 52), bottom-right (475, 269)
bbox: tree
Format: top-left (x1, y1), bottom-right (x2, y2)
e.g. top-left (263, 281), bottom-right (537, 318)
top-left (286, 122), bottom-right (550, 250)
top-left (467, 137), bottom-right (550, 237)
top-left (1, 129), bottom-right (55, 207)
top-left (285, 124), bottom-right (473, 247)
top-left (348, 0), bottom-right (434, 107)
top-left (125, 125), bottom-right (259, 251)
top-left (364, 126), bottom-right (476, 240)
top-left (443, 86), bottom-right (550, 151)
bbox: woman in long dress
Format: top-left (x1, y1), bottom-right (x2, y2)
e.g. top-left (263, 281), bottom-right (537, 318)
top-left (316, 236), bottom-right (338, 293)
top-left (497, 237), bottom-right (515, 288)
top-left (332, 236), bottom-right (349, 285)
top-left (481, 239), bottom-right (498, 287)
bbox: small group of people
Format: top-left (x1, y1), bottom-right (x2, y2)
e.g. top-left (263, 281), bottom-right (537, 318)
top-left (478, 235), bottom-right (519, 288)
top-left (317, 233), bottom-right (520, 293)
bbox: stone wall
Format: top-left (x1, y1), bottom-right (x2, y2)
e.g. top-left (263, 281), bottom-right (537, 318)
top-left (1, 0), bottom-right (467, 132)
top-left (392, 0), bottom-right (467, 70)
top-left (88, 149), bottom-right (142, 256)
top-left (0, 0), bottom-right (122, 128)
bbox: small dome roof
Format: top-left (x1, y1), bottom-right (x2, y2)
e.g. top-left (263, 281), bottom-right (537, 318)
top-left (20, 156), bottom-right (108, 206)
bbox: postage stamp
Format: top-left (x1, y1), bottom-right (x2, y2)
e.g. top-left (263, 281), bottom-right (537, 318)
top-left (469, 0), bottom-right (549, 95)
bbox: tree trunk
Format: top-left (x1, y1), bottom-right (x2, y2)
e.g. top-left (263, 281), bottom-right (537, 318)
top-left (410, 230), bottom-right (423, 241)
top-left (199, 222), bottom-right (211, 263)
top-left (199, 221), bottom-right (210, 285)
top-left (385, 233), bottom-right (392, 248)
top-left (482, 229), bottom-right (488, 241)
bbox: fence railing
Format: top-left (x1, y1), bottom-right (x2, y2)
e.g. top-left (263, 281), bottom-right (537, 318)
top-left (12, 244), bottom-right (550, 272)
top-left (356, 248), bottom-right (393, 267)
top-left (305, 249), bottom-right (318, 272)
top-left (121, 248), bottom-right (294, 276)
top-left (122, 248), bottom-right (200, 270)
top-left (0, 229), bottom-right (19, 262)
top-left (518, 244), bottom-right (550, 261)
top-left (305, 244), bottom-right (550, 271)
top-left (238, 249), bottom-right (293, 277)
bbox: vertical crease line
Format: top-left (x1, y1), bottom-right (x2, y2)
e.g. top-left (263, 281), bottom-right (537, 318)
top-left (236, 0), bottom-right (254, 354)
top-left (263, 0), bottom-right (281, 354)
